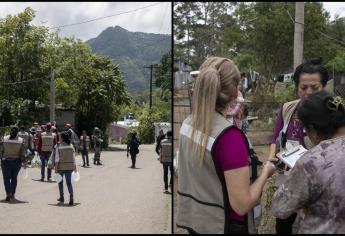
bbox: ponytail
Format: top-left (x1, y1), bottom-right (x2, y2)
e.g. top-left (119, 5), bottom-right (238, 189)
top-left (189, 57), bottom-right (240, 161)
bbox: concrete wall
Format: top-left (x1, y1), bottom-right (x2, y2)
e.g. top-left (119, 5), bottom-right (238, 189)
top-left (108, 124), bottom-right (128, 143)
top-left (55, 110), bottom-right (75, 129)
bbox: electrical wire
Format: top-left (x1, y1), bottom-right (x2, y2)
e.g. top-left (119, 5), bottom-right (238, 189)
top-left (284, 5), bottom-right (345, 47)
top-left (0, 78), bottom-right (49, 86)
top-left (50, 2), bottom-right (163, 30)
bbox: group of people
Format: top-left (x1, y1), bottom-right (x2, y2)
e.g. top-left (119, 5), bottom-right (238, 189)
top-left (176, 56), bottom-right (345, 234)
top-left (0, 123), bottom-right (104, 205)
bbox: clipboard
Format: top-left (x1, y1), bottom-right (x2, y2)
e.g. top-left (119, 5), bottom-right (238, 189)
top-left (276, 145), bottom-right (308, 169)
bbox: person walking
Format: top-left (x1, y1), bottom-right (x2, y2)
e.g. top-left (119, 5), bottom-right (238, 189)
top-left (38, 122), bottom-right (57, 182)
top-left (65, 124), bottom-right (80, 150)
top-left (0, 126), bottom-right (27, 201)
top-left (54, 131), bottom-right (77, 205)
top-left (127, 132), bottom-right (140, 168)
top-left (160, 130), bottom-right (173, 193)
top-left (176, 57), bottom-right (276, 234)
top-left (271, 91), bottom-right (345, 234)
top-left (79, 130), bottom-right (90, 167)
top-left (92, 127), bottom-right (103, 165)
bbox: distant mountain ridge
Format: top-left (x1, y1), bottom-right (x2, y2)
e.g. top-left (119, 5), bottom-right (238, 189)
top-left (86, 26), bottom-right (171, 93)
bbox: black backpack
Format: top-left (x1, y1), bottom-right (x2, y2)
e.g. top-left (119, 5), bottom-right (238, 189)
top-left (130, 138), bottom-right (140, 154)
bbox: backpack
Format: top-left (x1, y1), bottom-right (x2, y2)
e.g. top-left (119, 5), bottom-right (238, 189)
top-left (130, 138), bottom-right (140, 154)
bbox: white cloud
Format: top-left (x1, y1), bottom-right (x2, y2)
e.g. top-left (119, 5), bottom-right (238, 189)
top-left (0, 2), bottom-right (171, 41)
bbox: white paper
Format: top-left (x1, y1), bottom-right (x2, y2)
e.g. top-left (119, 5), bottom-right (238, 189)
top-left (276, 145), bottom-right (308, 169)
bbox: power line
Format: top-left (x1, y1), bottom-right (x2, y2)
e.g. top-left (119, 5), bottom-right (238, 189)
top-left (50, 2), bottom-right (163, 30)
top-left (158, 3), bottom-right (169, 36)
top-left (0, 78), bottom-right (48, 86)
top-left (284, 6), bottom-right (345, 47)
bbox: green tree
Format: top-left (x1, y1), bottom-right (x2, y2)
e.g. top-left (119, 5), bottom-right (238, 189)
top-left (0, 7), bottom-right (51, 125)
top-left (0, 8), bottom-right (131, 138)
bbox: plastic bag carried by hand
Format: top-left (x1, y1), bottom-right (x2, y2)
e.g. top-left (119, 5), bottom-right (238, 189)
top-left (19, 167), bottom-right (29, 179)
top-left (72, 171), bottom-right (80, 182)
top-left (53, 173), bottom-right (63, 183)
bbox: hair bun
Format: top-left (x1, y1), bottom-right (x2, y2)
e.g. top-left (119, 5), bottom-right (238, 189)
top-left (309, 57), bottom-right (322, 65)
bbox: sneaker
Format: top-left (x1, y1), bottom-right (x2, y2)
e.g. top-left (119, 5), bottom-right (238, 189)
top-left (40, 178), bottom-right (44, 182)
top-left (5, 196), bottom-right (11, 202)
top-left (82, 164), bottom-right (86, 167)
top-left (48, 178), bottom-right (53, 182)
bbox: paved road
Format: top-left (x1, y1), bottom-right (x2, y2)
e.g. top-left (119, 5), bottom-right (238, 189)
top-left (0, 145), bottom-right (172, 234)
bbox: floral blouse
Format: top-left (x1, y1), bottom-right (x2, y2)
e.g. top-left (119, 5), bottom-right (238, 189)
top-left (271, 136), bottom-right (345, 234)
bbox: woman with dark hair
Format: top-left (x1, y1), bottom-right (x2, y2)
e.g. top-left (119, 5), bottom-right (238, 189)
top-left (271, 90), bottom-right (345, 234)
top-left (267, 58), bottom-right (329, 234)
top-left (54, 131), bottom-right (77, 205)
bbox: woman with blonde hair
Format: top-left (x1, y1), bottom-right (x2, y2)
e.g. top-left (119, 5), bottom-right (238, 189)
top-left (176, 57), bottom-right (276, 234)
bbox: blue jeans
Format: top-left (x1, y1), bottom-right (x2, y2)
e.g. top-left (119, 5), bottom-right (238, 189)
top-left (163, 163), bottom-right (173, 190)
top-left (1, 159), bottom-right (22, 195)
top-left (58, 170), bottom-right (73, 198)
top-left (81, 149), bottom-right (89, 166)
top-left (40, 154), bottom-right (52, 180)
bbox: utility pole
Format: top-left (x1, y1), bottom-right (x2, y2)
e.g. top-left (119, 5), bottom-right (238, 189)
top-left (144, 64), bottom-right (160, 109)
top-left (293, 2), bottom-right (304, 70)
top-left (144, 65), bottom-right (154, 109)
top-left (50, 67), bottom-right (55, 123)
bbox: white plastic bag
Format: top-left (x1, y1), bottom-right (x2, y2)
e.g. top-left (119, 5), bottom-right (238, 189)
top-left (72, 171), bottom-right (80, 182)
top-left (19, 167), bottom-right (29, 179)
top-left (32, 152), bottom-right (41, 166)
top-left (53, 173), bottom-right (63, 183)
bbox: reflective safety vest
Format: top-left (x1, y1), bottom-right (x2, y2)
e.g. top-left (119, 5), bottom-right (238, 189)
top-left (18, 131), bottom-right (30, 149)
top-left (1, 135), bottom-right (25, 160)
top-left (41, 132), bottom-right (55, 152)
top-left (57, 144), bottom-right (75, 171)
top-left (160, 138), bottom-right (172, 163)
top-left (176, 112), bottom-right (260, 234)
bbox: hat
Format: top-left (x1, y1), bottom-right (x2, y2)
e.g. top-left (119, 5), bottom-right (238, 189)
top-left (65, 123), bottom-right (71, 128)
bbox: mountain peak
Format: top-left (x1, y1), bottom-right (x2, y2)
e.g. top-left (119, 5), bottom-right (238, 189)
top-left (113, 25), bottom-right (128, 32)
top-left (86, 27), bottom-right (171, 93)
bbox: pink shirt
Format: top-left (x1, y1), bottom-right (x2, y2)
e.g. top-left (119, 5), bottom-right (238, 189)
top-left (213, 128), bottom-right (249, 222)
top-left (226, 91), bottom-right (244, 128)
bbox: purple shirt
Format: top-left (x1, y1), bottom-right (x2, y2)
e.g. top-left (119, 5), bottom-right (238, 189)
top-left (270, 105), bottom-right (305, 145)
top-left (213, 128), bottom-right (249, 222)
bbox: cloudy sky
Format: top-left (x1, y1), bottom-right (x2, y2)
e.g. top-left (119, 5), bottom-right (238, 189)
top-left (0, 2), bottom-right (343, 42)
top-left (0, 2), bottom-right (171, 42)
top-left (323, 2), bottom-right (345, 20)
